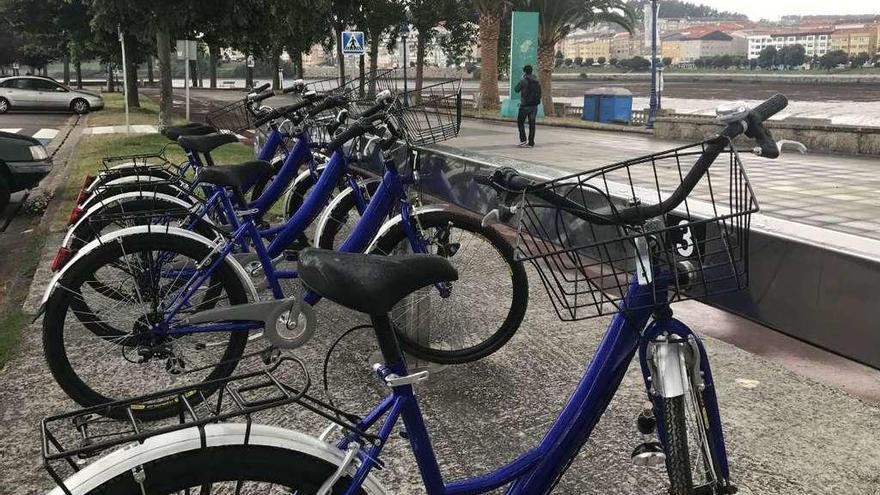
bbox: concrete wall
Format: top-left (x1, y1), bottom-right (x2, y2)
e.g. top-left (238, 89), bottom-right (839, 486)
top-left (653, 115), bottom-right (880, 155)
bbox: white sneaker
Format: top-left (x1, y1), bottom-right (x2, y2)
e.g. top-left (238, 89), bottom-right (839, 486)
top-left (517, 141), bottom-right (528, 147)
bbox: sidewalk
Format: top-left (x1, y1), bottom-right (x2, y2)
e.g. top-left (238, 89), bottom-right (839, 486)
top-left (450, 119), bottom-right (880, 241)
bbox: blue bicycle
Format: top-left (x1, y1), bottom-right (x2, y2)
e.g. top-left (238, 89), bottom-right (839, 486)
top-left (39, 81), bottom-right (528, 420)
top-left (41, 95), bottom-right (787, 495)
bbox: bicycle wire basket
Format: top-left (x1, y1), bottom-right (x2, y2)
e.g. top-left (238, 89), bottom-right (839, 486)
top-left (388, 78), bottom-right (462, 146)
top-left (513, 140), bottom-right (758, 321)
top-left (205, 97), bottom-right (255, 134)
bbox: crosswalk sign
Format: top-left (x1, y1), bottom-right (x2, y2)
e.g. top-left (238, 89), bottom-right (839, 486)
top-left (341, 31), bottom-right (365, 55)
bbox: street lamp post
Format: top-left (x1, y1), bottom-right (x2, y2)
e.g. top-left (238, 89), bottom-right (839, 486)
top-left (647, 0), bottom-right (659, 129)
top-left (400, 22), bottom-right (410, 100)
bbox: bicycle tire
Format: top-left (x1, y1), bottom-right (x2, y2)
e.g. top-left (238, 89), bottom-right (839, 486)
top-left (372, 210), bottom-right (528, 364)
top-left (43, 233), bottom-right (249, 421)
top-left (663, 395), bottom-right (696, 495)
top-left (316, 179), bottom-right (380, 250)
top-left (83, 444), bottom-right (367, 495)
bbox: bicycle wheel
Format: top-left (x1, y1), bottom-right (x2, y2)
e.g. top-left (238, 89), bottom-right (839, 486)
top-left (372, 210), bottom-right (528, 364)
top-left (661, 367), bottom-right (722, 494)
top-left (43, 232), bottom-right (249, 421)
top-left (82, 445), bottom-right (367, 494)
top-left (316, 179), bottom-right (380, 250)
top-left (68, 197), bottom-right (218, 251)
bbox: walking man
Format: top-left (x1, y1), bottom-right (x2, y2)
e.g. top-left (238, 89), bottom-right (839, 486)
top-left (514, 65), bottom-right (541, 147)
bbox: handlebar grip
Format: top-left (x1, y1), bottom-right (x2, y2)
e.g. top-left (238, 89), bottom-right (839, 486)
top-left (253, 83), bottom-right (270, 93)
top-left (252, 109), bottom-right (281, 128)
top-left (325, 121), bottom-right (367, 152)
top-left (308, 95), bottom-right (347, 117)
top-left (250, 90), bottom-right (275, 103)
top-left (751, 94), bottom-right (788, 122)
top-left (361, 100), bottom-right (390, 119)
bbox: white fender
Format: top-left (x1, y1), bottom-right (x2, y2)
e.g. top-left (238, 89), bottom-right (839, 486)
top-left (648, 341), bottom-right (687, 398)
top-left (46, 423), bottom-right (388, 495)
top-left (40, 225), bottom-right (258, 316)
top-left (86, 163), bottom-right (170, 193)
top-left (80, 175), bottom-right (187, 211)
top-left (366, 205), bottom-right (450, 253)
top-left (63, 191), bottom-right (202, 248)
top-left (282, 165), bottom-right (326, 220)
top-left (314, 178), bottom-right (381, 245)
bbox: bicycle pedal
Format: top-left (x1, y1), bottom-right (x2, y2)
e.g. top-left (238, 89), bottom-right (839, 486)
top-left (630, 442), bottom-right (665, 467)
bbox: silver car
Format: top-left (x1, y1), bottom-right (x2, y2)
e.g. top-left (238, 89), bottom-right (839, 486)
top-left (0, 76), bottom-right (104, 114)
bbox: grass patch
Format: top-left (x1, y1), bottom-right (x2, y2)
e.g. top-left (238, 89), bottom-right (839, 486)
top-left (55, 133), bottom-right (254, 228)
top-left (88, 92), bottom-right (185, 127)
top-left (0, 229), bottom-right (47, 368)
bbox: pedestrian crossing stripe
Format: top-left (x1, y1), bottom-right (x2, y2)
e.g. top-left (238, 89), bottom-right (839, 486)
top-left (33, 128), bottom-right (59, 140)
top-left (341, 31), bottom-right (365, 55)
top-left (0, 128), bottom-right (22, 134)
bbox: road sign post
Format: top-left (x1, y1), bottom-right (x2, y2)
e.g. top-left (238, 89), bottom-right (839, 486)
top-left (118, 25), bottom-right (130, 132)
top-left (176, 40), bottom-right (197, 122)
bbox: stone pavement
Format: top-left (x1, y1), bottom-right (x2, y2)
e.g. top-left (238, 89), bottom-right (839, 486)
top-left (449, 119), bottom-right (880, 241)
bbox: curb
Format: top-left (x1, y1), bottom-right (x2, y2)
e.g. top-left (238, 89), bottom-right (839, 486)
top-left (21, 115), bottom-right (88, 315)
top-left (464, 113), bottom-right (652, 135)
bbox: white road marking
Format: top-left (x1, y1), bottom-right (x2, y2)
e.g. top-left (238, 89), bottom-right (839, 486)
top-left (0, 128), bottom-right (22, 134)
top-left (32, 128), bottom-right (59, 140)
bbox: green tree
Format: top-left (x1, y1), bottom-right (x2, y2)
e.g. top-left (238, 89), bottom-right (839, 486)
top-left (851, 51), bottom-right (870, 68)
top-left (574, 56), bottom-right (583, 66)
top-left (584, 57), bottom-right (594, 66)
top-left (406, 0), bottom-right (472, 92)
top-left (474, 0), bottom-right (508, 110)
top-left (661, 56), bottom-right (672, 66)
top-left (564, 57), bottom-right (573, 66)
top-left (819, 49), bottom-right (848, 69)
top-left (357, 0), bottom-right (405, 93)
top-left (757, 45), bottom-right (777, 69)
top-left (778, 44), bottom-right (805, 68)
top-left (597, 56), bottom-right (607, 65)
top-left (515, 0), bottom-right (635, 113)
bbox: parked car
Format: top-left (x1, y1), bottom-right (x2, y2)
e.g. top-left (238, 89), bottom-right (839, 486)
top-left (0, 131), bottom-right (52, 212)
top-left (0, 76), bottom-right (104, 114)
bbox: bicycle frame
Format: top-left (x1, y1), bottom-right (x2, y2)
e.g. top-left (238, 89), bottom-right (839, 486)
top-left (333, 277), bottom-right (731, 495)
top-left (157, 143), bottom-right (423, 334)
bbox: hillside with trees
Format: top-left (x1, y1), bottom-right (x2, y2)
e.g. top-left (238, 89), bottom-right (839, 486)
top-left (626, 0), bottom-right (746, 20)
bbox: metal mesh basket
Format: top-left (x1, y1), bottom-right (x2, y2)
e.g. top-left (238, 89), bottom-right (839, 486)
top-left (513, 140), bottom-right (758, 321)
top-left (205, 98), bottom-right (254, 133)
top-left (389, 79), bottom-right (462, 146)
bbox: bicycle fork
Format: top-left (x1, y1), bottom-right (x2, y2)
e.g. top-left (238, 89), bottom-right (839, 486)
top-left (636, 316), bottom-right (733, 490)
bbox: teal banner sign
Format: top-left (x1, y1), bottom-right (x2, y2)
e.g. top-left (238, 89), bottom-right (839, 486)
top-left (501, 11), bottom-right (544, 118)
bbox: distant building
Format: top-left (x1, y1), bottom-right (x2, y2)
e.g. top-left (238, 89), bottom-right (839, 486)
top-left (830, 26), bottom-right (878, 56)
top-left (662, 30), bottom-right (747, 65)
top-left (747, 28), bottom-right (833, 60)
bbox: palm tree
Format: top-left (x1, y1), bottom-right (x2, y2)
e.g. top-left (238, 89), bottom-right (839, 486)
top-left (474, 0), bottom-right (508, 111)
top-left (516, 0), bottom-right (634, 114)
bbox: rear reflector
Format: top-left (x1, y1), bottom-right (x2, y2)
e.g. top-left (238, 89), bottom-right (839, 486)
top-left (50, 247), bottom-right (74, 272)
top-left (75, 189), bottom-right (90, 205)
top-left (67, 206), bottom-right (83, 226)
top-left (83, 174), bottom-right (95, 189)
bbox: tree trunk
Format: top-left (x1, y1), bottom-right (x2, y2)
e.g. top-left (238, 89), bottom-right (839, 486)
top-left (272, 51), bottom-right (281, 89)
top-left (368, 32), bottom-right (380, 96)
top-left (537, 40), bottom-right (555, 114)
top-left (358, 54), bottom-right (365, 98)
top-left (62, 54), bottom-right (70, 86)
top-left (209, 45), bottom-right (218, 89)
top-left (75, 61), bottom-right (82, 88)
top-left (334, 22), bottom-right (346, 85)
top-left (147, 56), bottom-right (154, 85)
top-left (478, 11), bottom-right (502, 111)
top-left (294, 51), bottom-right (304, 78)
top-left (125, 52), bottom-right (140, 108)
top-left (245, 51), bottom-right (254, 88)
top-left (415, 32), bottom-right (428, 93)
top-left (190, 59), bottom-right (197, 88)
top-left (156, 28), bottom-right (174, 129)
top-left (106, 64), bottom-right (114, 92)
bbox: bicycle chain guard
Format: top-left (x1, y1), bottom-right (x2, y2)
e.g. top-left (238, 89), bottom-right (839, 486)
top-left (182, 297), bottom-right (316, 350)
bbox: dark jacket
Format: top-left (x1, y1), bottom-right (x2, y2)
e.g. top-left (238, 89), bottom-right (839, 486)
top-left (515, 74), bottom-right (541, 107)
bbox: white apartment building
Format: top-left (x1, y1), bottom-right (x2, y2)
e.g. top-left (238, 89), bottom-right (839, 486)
top-left (747, 30), bottom-right (832, 59)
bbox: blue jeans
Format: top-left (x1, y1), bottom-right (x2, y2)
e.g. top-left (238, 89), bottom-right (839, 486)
top-left (517, 105), bottom-right (537, 145)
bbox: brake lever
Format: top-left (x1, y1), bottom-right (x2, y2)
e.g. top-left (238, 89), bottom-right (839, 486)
top-left (481, 204), bottom-right (517, 228)
top-left (775, 139), bottom-right (807, 156)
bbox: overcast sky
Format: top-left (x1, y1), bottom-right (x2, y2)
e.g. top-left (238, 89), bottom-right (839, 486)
top-left (678, 0), bottom-right (878, 21)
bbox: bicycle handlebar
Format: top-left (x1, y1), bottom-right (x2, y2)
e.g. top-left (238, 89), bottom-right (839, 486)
top-left (307, 95), bottom-right (348, 117)
top-left (252, 83), bottom-right (270, 93)
top-left (486, 94), bottom-right (788, 226)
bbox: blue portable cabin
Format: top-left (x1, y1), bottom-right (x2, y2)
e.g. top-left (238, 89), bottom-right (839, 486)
top-left (582, 87), bottom-right (633, 124)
